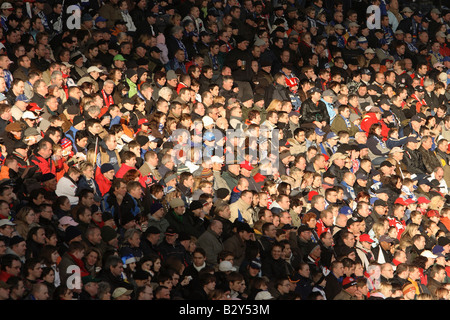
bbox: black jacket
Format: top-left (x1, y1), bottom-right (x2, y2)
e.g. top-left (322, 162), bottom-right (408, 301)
top-left (264, 83), bottom-right (290, 108)
top-left (402, 147), bottom-right (427, 175)
top-left (261, 256), bottom-right (290, 279)
top-left (301, 98), bottom-right (330, 124)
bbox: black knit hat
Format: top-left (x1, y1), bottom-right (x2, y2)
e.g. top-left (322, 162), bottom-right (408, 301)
top-left (65, 226), bottom-right (82, 242)
top-left (101, 226), bottom-right (117, 243)
top-left (72, 115), bottom-right (85, 127)
top-left (216, 188), bottom-right (230, 199)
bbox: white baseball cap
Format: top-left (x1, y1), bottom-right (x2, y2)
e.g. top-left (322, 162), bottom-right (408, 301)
top-left (22, 111), bottom-right (38, 120)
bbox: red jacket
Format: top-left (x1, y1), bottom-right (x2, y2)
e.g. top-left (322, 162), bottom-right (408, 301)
top-left (360, 112), bottom-right (389, 140)
top-left (115, 164), bottom-right (136, 179)
top-left (95, 167), bottom-right (112, 196)
top-left (30, 154), bottom-right (56, 175)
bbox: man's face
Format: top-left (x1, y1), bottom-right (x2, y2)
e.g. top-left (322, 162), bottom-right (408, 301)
top-left (343, 234), bottom-right (356, 247)
top-left (193, 252), bottom-right (206, 267)
top-left (415, 236), bottom-right (426, 250)
top-left (333, 263), bottom-right (344, 277)
top-left (110, 262), bottom-right (124, 277)
top-left (7, 260), bottom-right (21, 276)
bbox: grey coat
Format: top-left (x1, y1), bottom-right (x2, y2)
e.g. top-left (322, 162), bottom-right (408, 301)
top-left (196, 228), bottom-right (224, 266)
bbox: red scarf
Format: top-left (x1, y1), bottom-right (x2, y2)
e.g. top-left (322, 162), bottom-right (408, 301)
top-left (67, 253), bottom-right (90, 278)
top-left (101, 89), bottom-right (114, 108)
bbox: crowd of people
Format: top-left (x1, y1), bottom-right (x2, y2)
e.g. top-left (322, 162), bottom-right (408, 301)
top-left (0, 0), bottom-right (448, 302)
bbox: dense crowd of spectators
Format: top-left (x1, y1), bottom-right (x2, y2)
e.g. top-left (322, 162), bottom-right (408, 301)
top-left (0, 0), bottom-right (449, 301)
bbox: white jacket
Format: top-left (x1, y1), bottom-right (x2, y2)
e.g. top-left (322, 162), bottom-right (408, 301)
top-left (55, 176), bottom-right (79, 205)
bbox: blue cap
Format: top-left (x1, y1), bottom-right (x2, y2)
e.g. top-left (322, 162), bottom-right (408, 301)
top-left (379, 38), bottom-right (388, 45)
top-left (444, 56), bottom-right (450, 62)
top-left (204, 131), bottom-right (216, 141)
top-left (339, 206), bottom-right (353, 215)
top-left (315, 128), bottom-right (326, 136)
top-left (326, 132), bottom-right (338, 140)
top-left (95, 16), bottom-right (108, 23)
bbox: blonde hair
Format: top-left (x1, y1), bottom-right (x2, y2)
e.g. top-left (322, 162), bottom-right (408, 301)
top-left (86, 148), bottom-right (96, 166)
top-left (266, 99), bottom-right (282, 112)
top-left (429, 195), bottom-right (445, 211)
top-left (373, 221), bottom-right (387, 239)
top-left (213, 96), bottom-right (225, 105)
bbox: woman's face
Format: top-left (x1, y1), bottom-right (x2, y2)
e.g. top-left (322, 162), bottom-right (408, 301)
top-left (86, 251), bottom-right (98, 266)
top-left (62, 289), bottom-right (73, 300)
top-left (44, 270), bottom-right (55, 283)
top-left (141, 260), bottom-right (152, 272)
top-left (375, 127), bottom-right (382, 135)
top-left (153, 259), bottom-right (161, 272)
top-left (306, 217), bottom-right (317, 228)
top-left (25, 211), bottom-right (36, 225)
top-left (51, 251), bottom-right (60, 263)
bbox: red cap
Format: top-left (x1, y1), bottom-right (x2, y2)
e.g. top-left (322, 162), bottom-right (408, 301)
top-left (308, 190), bottom-right (319, 202)
top-left (27, 102), bottom-right (43, 112)
top-left (394, 198), bottom-right (408, 206)
top-left (240, 161), bottom-right (254, 171)
top-left (342, 277), bottom-right (357, 289)
top-left (417, 197), bottom-right (430, 204)
top-left (138, 118), bottom-right (149, 126)
top-left (427, 210), bottom-right (440, 218)
top-left (359, 234), bottom-right (374, 243)
top-left (404, 198), bottom-right (415, 205)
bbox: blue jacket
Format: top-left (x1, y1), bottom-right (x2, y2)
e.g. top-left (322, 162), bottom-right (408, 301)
top-left (229, 186), bottom-right (242, 204)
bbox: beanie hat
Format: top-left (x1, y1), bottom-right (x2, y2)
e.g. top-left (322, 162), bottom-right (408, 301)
top-left (121, 254), bottom-right (137, 267)
top-left (101, 226), bottom-right (117, 243)
top-left (190, 200), bottom-right (205, 211)
top-left (125, 69), bottom-right (138, 79)
top-left (216, 188), bottom-right (230, 200)
top-left (100, 163), bottom-right (115, 174)
top-left (73, 115), bottom-right (85, 127)
top-left (200, 168), bottom-right (213, 179)
top-left (402, 283), bottom-right (416, 295)
top-left (41, 173), bottom-right (56, 183)
top-left (65, 226), bottom-right (82, 242)
top-left (61, 138), bottom-right (72, 150)
top-left (149, 202), bottom-right (164, 214)
top-left (121, 211), bottom-right (136, 225)
top-left (136, 135), bottom-right (149, 147)
top-left (144, 226), bottom-right (161, 236)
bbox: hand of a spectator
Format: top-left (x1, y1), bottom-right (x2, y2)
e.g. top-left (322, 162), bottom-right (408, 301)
top-left (313, 121), bottom-right (322, 128)
top-left (181, 277), bottom-right (190, 286)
